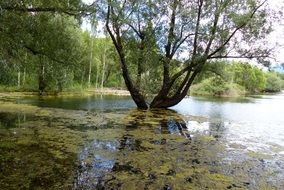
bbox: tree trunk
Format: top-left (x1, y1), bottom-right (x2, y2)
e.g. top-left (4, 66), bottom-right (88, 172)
top-left (23, 67), bottom-right (26, 86)
top-left (88, 38), bottom-right (93, 87)
top-left (101, 49), bottom-right (106, 90)
top-left (17, 70), bottom-right (21, 88)
top-left (38, 56), bottom-right (45, 95)
top-left (136, 61), bottom-right (142, 90)
top-left (150, 93), bottom-right (186, 108)
top-left (150, 66), bottom-right (201, 108)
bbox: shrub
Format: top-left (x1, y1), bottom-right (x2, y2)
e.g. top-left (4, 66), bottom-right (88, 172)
top-left (190, 76), bottom-right (246, 97)
top-left (265, 72), bottom-right (282, 92)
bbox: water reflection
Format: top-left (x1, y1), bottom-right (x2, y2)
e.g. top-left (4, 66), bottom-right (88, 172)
top-left (187, 120), bottom-right (229, 140)
top-left (17, 95), bottom-right (135, 111)
top-left (74, 109), bottom-right (193, 189)
top-left (0, 112), bottom-right (27, 128)
top-left (75, 140), bottom-right (118, 189)
top-left (74, 108), bottom-right (284, 189)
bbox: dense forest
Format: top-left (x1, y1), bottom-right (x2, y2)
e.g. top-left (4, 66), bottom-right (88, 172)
top-left (0, 0), bottom-right (283, 107)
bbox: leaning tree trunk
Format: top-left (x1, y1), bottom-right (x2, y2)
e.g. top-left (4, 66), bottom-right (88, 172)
top-left (106, 7), bottom-right (148, 109)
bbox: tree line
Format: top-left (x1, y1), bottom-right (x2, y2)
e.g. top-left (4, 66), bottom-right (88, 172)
top-left (191, 61), bottom-right (284, 97)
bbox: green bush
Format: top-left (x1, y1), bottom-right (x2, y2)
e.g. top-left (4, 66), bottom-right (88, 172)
top-left (265, 72), bottom-right (282, 92)
top-left (190, 76), bottom-right (246, 97)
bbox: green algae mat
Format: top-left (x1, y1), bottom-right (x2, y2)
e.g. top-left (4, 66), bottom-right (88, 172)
top-left (0, 100), bottom-right (283, 190)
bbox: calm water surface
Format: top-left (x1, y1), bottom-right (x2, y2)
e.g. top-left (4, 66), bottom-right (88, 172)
top-left (0, 92), bottom-right (283, 189)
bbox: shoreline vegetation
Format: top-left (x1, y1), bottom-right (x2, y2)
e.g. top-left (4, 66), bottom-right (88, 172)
top-left (0, 88), bottom-right (131, 97)
top-left (1, 61), bottom-right (283, 99)
top-left (0, 87), bottom-right (282, 101)
top-left (1, 62), bottom-right (284, 98)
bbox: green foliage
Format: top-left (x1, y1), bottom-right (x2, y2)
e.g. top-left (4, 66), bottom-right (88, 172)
top-left (265, 72), bottom-right (282, 92)
top-left (191, 76), bottom-right (246, 97)
top-left (232, 63), bottom-right (266, 93)
top-left (191, 61), bottom-right (283, 97)
top-left (0, 0), bottom-right (125, 93)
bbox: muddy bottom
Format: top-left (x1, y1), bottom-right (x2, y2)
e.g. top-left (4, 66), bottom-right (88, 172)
top-left (0, 100), bottom-right (283, 190)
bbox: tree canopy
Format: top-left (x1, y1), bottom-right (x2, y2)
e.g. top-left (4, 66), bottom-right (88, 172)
top-left (99, 0), bottom-right (275, 108)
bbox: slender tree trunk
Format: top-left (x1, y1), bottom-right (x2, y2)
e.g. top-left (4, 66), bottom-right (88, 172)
top-left (101, 49), bottom-right (106, 90)
top-left (104, 67), bottom-right (111, 85)
top-left (136, 42), bottom-right (144, 90)
top-left (23, 67), bottom-right (26, 86)
top-left (17, 70), bottom-right (21, 88)
top-left (136, 61), bottom-right (142, 90)
top-left (81, 68), bottom-right (85, 85)
top-left (88, 38), bottom-right (93, 87)
top-left (150, 63), bottom-right (202, 108)
top-left (95, 62), bottom-right (99, 89)
top-left (38, 56), bottom-right (45, 95)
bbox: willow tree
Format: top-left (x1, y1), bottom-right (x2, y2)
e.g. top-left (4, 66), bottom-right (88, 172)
top-left (100, 0), bottom-right (273, 108)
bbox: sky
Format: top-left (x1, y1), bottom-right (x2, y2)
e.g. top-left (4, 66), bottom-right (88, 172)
top-left (81, 0), bottom-right (284, 65)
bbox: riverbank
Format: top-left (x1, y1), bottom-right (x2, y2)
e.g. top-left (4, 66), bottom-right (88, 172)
top-left (0, 88), bottom-right (130, 98)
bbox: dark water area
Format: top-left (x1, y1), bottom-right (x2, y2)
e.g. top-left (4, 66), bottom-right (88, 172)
top-left (0, 93), bottom-right (284, 189)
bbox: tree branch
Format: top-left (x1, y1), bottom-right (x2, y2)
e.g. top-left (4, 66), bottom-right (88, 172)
top-left (208, 0), bottom-right (267, 58)
top-left (192, 0), bottom-right (203, 57)
top-left (162, 0), bottom-right (179, 87)
top-left (171, 33), bottom-right (195, 58)
top-left (205, 1), bottom-right (220, 55)
top-left (208, 55), bottom-right (273, 59)
top-left (24, 45), bottom-right (67, 65)
top-left (165, 0), bottom-right (178, 59)
top-left (1, 4), bottom-right (96, 16)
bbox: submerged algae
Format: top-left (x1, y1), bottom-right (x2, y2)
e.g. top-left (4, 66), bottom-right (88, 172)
top-left (0, 99), bottom-right (284, 190)
top-left (74, 110), bottom-right (246, 190)
top-left (0, 120), bottom-right (86, 189)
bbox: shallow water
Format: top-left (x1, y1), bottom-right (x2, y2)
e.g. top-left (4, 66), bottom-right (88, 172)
top-left (0, 93), bottom-right (283, 189)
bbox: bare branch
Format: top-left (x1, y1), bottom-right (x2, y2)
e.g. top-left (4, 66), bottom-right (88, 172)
top-left (127, 23), bottom-right (143, 39)
top-left (171, 33), bottom-right (195, 57)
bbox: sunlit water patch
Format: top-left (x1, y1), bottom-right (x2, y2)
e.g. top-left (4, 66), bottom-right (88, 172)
top-left (75, 139), bottom-right (119, 189)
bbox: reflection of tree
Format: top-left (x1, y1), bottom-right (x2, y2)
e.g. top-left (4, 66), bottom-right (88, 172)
top-left (207, 103), bottom-right (227, 139)
top-left (105, 109), bottom-right (192, 189)
top-left (75, 109), bottom-right (191, 189)
top-left (208, 121), bottom-right (227, 139)
top-left (0, 112), bottom-right (26, 128)
top-left (122, 109), bottom-right (191, 139)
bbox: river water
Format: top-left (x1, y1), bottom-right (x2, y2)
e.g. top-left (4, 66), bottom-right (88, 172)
top-left (0, 92), bottom-right (283, 189)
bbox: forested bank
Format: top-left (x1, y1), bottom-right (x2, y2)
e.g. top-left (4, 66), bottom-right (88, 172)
top-left (190, 62), bottom-right (284, 97)
top-left (0, 0), bottom-right (123, 94)
top-left (0, 32), bottom-right (123, 93)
